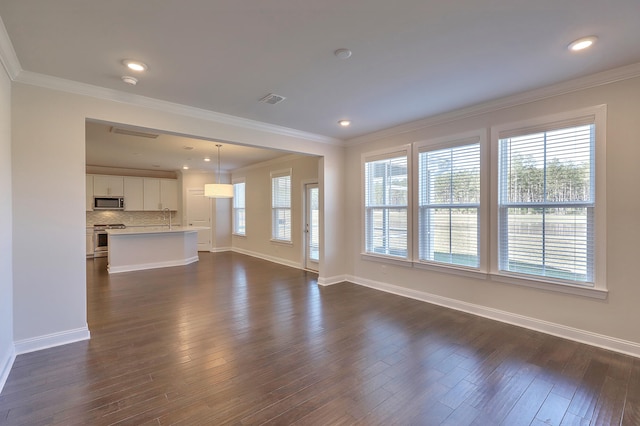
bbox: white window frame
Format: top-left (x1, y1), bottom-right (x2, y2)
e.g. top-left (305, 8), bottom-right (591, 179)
top-left (490, 105), bottom-right (607, 299)
top-left (232, 178), bottom-right (246, 236)
top-left (361, 145), bottom-right (412, 265)
top-left (412, 131), bottom-right (488, 277)
top-left (271, 169), bottom-right (292, 244)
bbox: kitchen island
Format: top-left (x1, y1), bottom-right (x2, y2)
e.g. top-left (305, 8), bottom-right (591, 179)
top-left (106, 226), bottom-right (209, 274)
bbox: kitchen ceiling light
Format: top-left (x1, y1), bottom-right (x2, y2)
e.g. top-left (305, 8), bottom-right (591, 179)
top-left (338, 119), bottom-right (351, 127)
top-left (204, 145), bottom-right (234, 198)
top-left (204, 158), bottom-right (211, 162)
top-left (183, 166), bottom-right (189, 170)
top-left (122, 60), bottom-right (147, 72)
top-left (568, 36), bottom-right (597, 52)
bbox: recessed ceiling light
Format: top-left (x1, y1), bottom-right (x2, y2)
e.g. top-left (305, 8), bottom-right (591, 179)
top-left (204, 158), bottom-right (211, 162)
top-left (568, 36), bottom-right (598, 52)
top-left (183, 166), bottom-right (189, 170)
top-left (121, 75), bottom-right (138, 85)
top-left (334, 48), bottom-right (352, 59)
top-left (338, 119), bottom-right (351, 127)
top-left (122, 59), bottom-right (148, 72)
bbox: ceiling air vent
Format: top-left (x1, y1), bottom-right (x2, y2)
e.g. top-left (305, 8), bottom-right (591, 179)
top-left (110, 127), bottom-right (160, 139)
top-left (259, 93), bottom-right (286, 105)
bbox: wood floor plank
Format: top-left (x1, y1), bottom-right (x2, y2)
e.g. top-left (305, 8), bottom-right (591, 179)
top-left (500, 377), bottom-right (553, 426)
top-left (0, 252), bottom-right (637, 425)
top-left (535, 390), bottom-right (572, 426)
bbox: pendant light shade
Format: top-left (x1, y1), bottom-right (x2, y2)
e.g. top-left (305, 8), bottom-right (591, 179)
top-left (204, 182), bottom-right (233, 198)
top-left (205, 144), bottom-right (234, 198)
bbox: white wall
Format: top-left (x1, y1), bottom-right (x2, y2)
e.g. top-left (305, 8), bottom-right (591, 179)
top-left (231, 154), bottom-right (320, 268)
top-left (344, 76), bottom-right (640, 354)
top-left (0, 63), bottom-right (14, 392)
top-left (181, 170), bottom-right (232, 251)
top-left (11, 83), bottom-right (346, 347)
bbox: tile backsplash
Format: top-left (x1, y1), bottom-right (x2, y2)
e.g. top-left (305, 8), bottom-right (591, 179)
top-left (86, 210), bottom-right (179, 227)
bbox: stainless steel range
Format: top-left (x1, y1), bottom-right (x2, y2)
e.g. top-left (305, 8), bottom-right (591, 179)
top-left (93, 224), bottom-right (126, 257)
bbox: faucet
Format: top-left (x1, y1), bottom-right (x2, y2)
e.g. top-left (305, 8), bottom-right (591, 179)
top-left (164, 208), bottom-right (172, 230)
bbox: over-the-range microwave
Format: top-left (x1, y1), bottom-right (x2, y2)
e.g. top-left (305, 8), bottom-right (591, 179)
top-left (93, 196), bottom-right (125, 210)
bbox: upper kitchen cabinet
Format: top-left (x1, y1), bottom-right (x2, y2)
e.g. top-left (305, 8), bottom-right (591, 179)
top-left (93, 175), bottom-right (124, 196)
top-left (143, 178), bottom-right (178, 211)
top-left (123, 177), bottom-right (144, 211)
top-left (86, 175), bottom-right (94, 211)
top-left (160, 179), bottom-right (178, 210)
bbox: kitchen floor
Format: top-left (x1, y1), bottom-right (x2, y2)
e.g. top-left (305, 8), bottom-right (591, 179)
top-left (1, 252), bottom-right (638, 425)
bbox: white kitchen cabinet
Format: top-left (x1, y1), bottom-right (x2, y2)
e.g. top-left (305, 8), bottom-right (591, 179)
top-left (143, 178), bottom-right (178, 211)
top-left (86, 175), bottom-right (94, 211)
top-left (93, 175), bottom-right (124, 196)
top-left (160, 179), bottom-right (178, 210)
top-left (143, 178), bottom-right (160, 210)
top-left (86, 229), bottom-right (94, 257)
top-left (123, 177), bottom-right (144, 211)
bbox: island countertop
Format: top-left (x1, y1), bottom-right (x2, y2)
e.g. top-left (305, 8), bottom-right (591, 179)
top-left (106, 226), bottom-right (209, 274)
top-left (106, 226), bottom-right (209, 236)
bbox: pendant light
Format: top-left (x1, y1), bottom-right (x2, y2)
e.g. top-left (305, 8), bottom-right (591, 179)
top-left (204, 144), bottom-right (234, 198)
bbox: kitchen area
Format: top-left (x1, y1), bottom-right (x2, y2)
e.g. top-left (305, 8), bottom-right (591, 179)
top-left (86, 172), bottom-right (207, 273)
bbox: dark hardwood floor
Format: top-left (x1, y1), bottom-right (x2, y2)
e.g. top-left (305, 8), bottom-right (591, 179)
top-left (1, 252), bottom-right (638, 425)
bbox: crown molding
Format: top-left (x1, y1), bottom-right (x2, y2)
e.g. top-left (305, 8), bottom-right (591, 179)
top-left (12, 70), bottom-right (343, 146)
top-left (0, 16), bottom-right (21, 79)
top-left (346, 62), bottom-right (640, 147)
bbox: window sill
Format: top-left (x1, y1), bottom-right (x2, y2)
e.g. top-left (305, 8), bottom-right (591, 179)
top-left (360, 253), bottom-right (607, 299)
top-left (490, 273), bottom-right (608, 300)
top-left (271, 239), bottom-right (293, 246)
top-left (232, 233), bottom-right (246, 238)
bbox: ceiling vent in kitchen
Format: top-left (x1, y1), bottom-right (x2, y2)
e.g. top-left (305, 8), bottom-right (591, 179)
top-left (259, 93), bottom-right (286, 105)
top-left (110, 127), bottom-right (160, 139)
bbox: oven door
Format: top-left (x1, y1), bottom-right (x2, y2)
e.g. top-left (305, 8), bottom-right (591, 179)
top-left (94, 231), bottom-right (108, 257)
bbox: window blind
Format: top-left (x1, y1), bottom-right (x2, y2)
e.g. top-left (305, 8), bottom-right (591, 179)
top-left (233, 181), bottom-right (246, 235)
top-left (418, 142), bottom-right (480, 267)
top-left (272, 172), bottom-right (291, 241)
top-left (364, 153), bottom-right (408, 258)
top-left (498, 124), bottom-right (595, 283)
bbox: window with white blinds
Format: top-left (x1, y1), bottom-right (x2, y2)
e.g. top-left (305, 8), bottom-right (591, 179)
top-left (418, 141), bottom-right (480, 268)
top-left (233, 180), bottom-right (246, 235)
top-left (364, 150), bottom-right (409, 259)
top-left (498, 123), bottom-right (595, 284)
top-left (271, 170), bottom-right (291, 242)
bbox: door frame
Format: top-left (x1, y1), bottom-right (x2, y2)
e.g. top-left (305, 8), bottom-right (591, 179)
top-left (302, 180), bottom-right (319, 272)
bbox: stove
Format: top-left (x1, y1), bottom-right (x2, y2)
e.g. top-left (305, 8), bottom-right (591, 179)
top-left (93, 224), bottom-right (126, 257)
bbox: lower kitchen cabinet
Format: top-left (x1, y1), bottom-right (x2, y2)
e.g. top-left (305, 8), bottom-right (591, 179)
top-left (86, 229), bottom-right (94, 258)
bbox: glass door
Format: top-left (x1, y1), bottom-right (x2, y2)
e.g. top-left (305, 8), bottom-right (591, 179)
top-left (305, 183), bottom-right (319, 272)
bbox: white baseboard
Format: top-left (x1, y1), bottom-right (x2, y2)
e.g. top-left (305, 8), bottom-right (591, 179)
top-left (317, 275), bottom-right (349, 286)
top-left (14, 326), bottom-right (91, 355)
top-left (0, 344), bottom-right (16, 394)
top-left (232, 247), bottom-right (302, 270)
top-left (108, 256), bottom-right (199, 274)
top-left (345, 275), bottom-right (640, 359)
top-left (209, 246), bottom-right (231, 253)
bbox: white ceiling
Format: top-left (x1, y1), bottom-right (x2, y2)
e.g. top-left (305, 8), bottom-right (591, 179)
top-left (2, 1), bottom-right (640, 170)
top-left (85, 121), bottom-right (293, 173)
